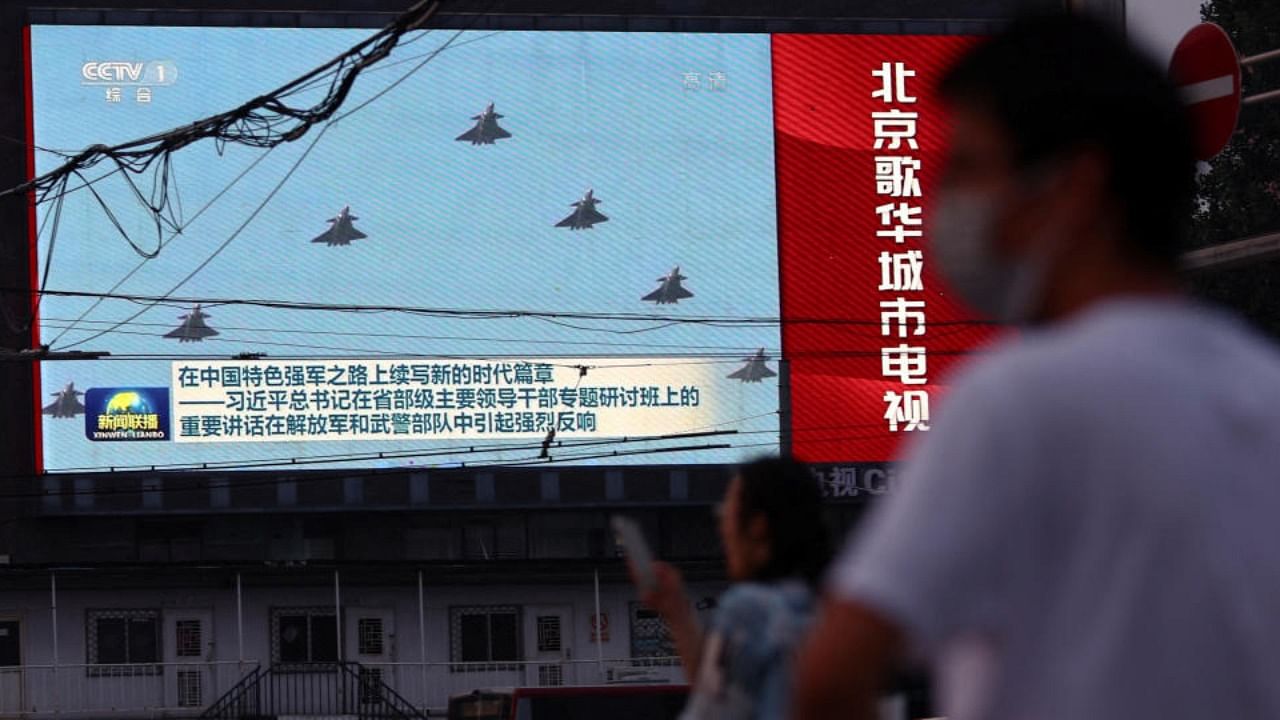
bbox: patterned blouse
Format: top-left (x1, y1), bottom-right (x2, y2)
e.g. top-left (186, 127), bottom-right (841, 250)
top-left (679, 579), bottom-right (817, 720)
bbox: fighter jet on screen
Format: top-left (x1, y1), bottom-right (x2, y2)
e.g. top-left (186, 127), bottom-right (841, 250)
top-left (455, 102), bottom-right (512, 145)
top-left (642, 266), bottom-right (694, 305)
top-left (165, 304), bottom-right (219, 343)
top-left (727, 349), bottom-right (778, 383)
top-left (42, 381), bottom-right (86, 418)
top-left (310, 206), bottom-right (368, 247)
top-left (555, 189), bottom-right (609, 230)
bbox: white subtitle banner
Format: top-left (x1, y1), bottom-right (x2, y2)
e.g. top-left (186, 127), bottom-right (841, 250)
top-left (171, 358), bottom-right (720, 443)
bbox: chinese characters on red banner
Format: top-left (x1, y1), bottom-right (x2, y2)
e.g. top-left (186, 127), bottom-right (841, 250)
top-left (774, 34), bottom-right (994, 462)
top-left (871, 62), bottom-right (931, 434)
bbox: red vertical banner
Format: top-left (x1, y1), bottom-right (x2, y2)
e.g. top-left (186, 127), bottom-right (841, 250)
top-left (773, 35), bottom-right (997, 462)
top-left (24, 25), bottom-right (44, 474)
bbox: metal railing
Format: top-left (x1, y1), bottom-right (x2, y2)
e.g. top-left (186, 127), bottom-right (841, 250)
top-left (0, 661), bottom-right (257, 717)
top-left (360, 658), bottom-right (685, 713)
top-left (198, 664), bottom-right (265, 720)
top-left (199, 661), bottom-right (426, 720)
top-left (0, 657), bottom-right (683, 718)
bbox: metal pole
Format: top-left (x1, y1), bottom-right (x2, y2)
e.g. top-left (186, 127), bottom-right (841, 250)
top-left (593, 569), bottom-right (604, 680)
top-left (1243, 88), bottom-right (1280, 106)
top-left (236, 572), bottom-right (245, 672)
top-left (50, 571), bottom-right (58, 716)
top-left (417, 571), bottom-right (427, 707)
top-left (49, 572), bottom-right (58, 667)
top-left (334, 570), bottom-right (342, 661)
top-left (1181, 230), bottom-right (1280, 272)
top-left (1242, 47), bottom-right (1280, 67)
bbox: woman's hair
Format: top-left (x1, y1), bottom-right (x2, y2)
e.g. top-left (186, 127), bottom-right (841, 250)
top-left (733, 455), bottom-right (832, 587)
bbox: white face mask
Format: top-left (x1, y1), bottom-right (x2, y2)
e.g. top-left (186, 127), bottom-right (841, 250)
top-left (930, 187), bottom-right (1060, 324)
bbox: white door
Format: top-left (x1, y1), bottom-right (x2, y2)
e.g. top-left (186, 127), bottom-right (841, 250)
top-left (346, 608), bottom-right (395, 703)
top-left (525, 605), bottom-right (572, 687)
top-left (163, 609), bottom-right (213, 711)
top-left (0, 618), bottom-right (22, 715)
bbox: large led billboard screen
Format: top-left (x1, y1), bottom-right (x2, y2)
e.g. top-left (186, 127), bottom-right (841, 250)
top-left (26, 25), bottom-right (995, 473)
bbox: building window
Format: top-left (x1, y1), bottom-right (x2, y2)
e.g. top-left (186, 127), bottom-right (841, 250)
top-left (271, 608), bottom-right (339, 665)
top-left (450, 606), bottom-right (520, 670)
top-left (177, 669), bottom-right (203, 707)
top-left (359, 667), bottom-right (384, 704)
top-left (629, 603), bottom-right (677, 666)
top-left (175, 620), bottom-right (203, 658)
top-left (357, 617), bottom-right (384, 656)
top-left (537, 664), bottom-right (564, 687)
top-left (86, 610), bottom-right (161, 676)
top-left (536, 616), bottom-right (562, 653)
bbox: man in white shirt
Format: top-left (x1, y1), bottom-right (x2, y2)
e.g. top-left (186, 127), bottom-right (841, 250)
top-left (792, 13), bottom-right (1280, 720)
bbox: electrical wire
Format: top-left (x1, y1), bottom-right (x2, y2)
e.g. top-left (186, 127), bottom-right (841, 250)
top-left (41, 427), bottom-right (758, 474)
top-left (329, 26), bottom-right (467, 125)
top-left (38, 310), bottom-right (990, 352)
top-left (356, 30), bottom-right (502, 79)
top-left (2, 0), bottom-right (441, 202)
top-left (45, 147), bottom-right (279, 347)
top-left (0, 132), bottom-right (75, 157)
top-left (53, 126), bottom-right (334, 352)
top-left (9, 0), bottom-right (447, 344)
top-left (39, 410), bottom-right (786, 474)
top-left (42, 6), bottom-right (505, 352)
top-left (35, 321), bottom-right (985, 368)
top-left (21, 288), bottom-right (998, 330)
top-left (20, 420), bottom-right (900, 493)
top-left (42, 316), bottom-right (783, 354)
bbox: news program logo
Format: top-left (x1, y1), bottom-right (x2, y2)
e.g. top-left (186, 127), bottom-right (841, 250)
top-left (85, 387), bottom-right (171, 442)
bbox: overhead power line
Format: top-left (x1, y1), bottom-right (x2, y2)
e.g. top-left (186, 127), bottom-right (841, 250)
top-left (16, 288), bottom-right (998, 330)
top-left (2, 0), bottom-right (441, 203)
top-left (26, 3), bottom-right (502, 347)
top-left (36, 411), bottom-right (787, 475)
top-left (31, 320), bottom-right (985, 366)
top-left (6, 0), bottom-right (451, 347)
top-left (15, 420), bottom-right (900, 496)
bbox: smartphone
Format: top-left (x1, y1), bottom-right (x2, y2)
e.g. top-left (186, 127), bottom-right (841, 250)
top-left (612, 515), bottom-right (656, 593)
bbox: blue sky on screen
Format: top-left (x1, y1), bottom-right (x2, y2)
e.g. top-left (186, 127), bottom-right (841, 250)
top-left (30, 26), bottom-right (782, 471)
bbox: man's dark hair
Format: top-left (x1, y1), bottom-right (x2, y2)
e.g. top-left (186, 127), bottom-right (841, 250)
top-left (734, 455), bottom-right (832, 588)
top-left (939, 13), bottom-right (1196, 266)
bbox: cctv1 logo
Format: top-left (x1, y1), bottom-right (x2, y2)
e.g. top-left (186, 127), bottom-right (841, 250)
top-left (81, 61), bottom-right (178, 86)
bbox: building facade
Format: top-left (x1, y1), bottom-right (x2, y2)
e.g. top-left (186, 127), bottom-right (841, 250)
top-left (0, 465), bottom-right (872, 716)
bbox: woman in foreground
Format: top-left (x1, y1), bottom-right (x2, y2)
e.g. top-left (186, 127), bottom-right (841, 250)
top-left (635, 456), bottom-right (831, 720)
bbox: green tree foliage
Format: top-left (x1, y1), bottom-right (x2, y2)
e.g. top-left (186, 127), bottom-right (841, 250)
top-left (1187, 0), bottom-right (1280, 337)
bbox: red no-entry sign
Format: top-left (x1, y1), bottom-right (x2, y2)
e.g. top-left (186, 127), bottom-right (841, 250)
top-left (1169, 23), bottom-right (1242, 161)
